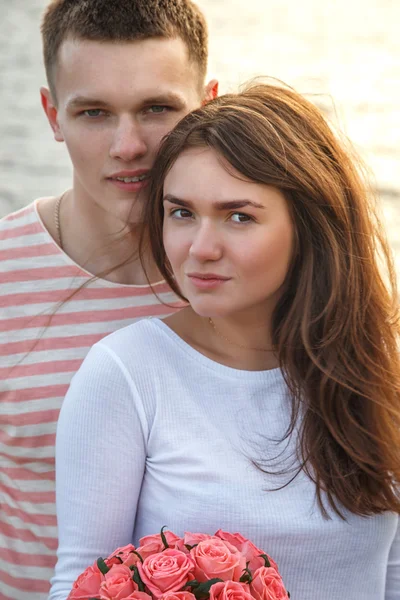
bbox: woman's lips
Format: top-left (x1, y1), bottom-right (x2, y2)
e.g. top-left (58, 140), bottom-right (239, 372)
top-left (187, 274), bottom-right (231, 290)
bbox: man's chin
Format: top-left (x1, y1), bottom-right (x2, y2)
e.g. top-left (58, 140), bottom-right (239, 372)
top-left (113, 196), bottom-right (147, 226)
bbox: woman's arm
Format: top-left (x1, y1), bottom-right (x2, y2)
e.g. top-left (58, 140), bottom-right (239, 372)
top-left (49, 342), bottom-right (149, 600)
top-left (386, 514), bottom-right (400, 599)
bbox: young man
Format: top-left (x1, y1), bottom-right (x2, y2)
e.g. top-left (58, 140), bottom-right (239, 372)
top-left (0, 1), bottom-right (217, 598)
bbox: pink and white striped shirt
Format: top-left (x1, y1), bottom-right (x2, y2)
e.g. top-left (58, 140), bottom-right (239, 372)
top-left (0, 200), bottom-right (180, 600)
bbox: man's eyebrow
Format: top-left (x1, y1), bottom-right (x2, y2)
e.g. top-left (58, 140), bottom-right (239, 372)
top-left (141, 93), bottom-right (186, 108)
top-left (66, 92), bottom-right (186, 110)
top-left (66, 96), bottom-right (110, 109)
top-left (163, 195), bottom-right (265, 210)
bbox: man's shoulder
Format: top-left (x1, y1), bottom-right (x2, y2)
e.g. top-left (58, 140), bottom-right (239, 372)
top-left (0, 200), bottom-right (37, 231)
top-left (0, 198), bottom-right (61, 289)
top-left (0, 198), bottom-right (54, 251)
top-left (0, 200), bottom-right (45, 241)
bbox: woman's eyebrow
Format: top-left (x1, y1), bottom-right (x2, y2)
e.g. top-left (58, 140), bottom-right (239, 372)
top-left (163, 195), bottom-right (265, 210)
top-left (163, 195), bottom-right (194, 207)
top-left (213, 199), bottom-right (265, 210)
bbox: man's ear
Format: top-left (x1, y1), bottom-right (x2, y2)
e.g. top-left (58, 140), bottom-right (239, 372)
top-left (203, 79), bottom-right (219, 104)
top-left (40, 86), bottom-right (64, 142)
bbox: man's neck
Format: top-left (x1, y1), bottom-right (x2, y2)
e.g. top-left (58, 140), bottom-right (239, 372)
top-left (37, 190), bottom-right (161, 286)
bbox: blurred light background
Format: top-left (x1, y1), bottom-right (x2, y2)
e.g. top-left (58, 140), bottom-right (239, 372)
top-left (1, 0), bottom-right (399, 268)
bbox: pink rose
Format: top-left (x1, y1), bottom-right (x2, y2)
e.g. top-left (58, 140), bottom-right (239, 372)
top-left (138, 549), bottom-right (196, 599)
top-left (122, 551), bottom-right (142, 568)
top-left (138, 531), bottom-right (182, 559)
top-left (108, 543), bottom-right (136, 562)
top-left (99, 564), bottom-right (137, 600)
top-left (124, 593), bottom-right (153, 600)
top-left (190, 538), bottom-right (246, 582)
top-left (214, 531), bottom-right (278, 573)
top-left (176, 532), bottom-right (213, 554)
top-left (184, 532), bottom-right (213, 547)
top-left (250, 567), bottom-right (288, 600)
top-left (68, 562), bottom-right (104, 599)
top-left (209, 581), bottom-right (254, 600)
top-left (159, 592), bottom-right (197, 600)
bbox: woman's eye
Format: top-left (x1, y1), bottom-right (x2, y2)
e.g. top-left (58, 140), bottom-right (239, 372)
top-left (83, 109), bottom-right (104, 118)
top-left (171, 208), bottom-right (193, 219)
top-left (231, 212), bottom-right (253, 224)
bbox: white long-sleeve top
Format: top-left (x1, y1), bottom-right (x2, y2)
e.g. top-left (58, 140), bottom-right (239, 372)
top-left (49, 318), bottom-right (400, 600)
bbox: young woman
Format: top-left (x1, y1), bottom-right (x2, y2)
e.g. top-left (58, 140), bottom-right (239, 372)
top-left (49, 83), bottom-right (400, 600)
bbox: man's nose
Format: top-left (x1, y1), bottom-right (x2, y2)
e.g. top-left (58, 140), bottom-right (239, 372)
top-left (189, 222), bottom-right (223, 262)
top-left (109, 118), bottom-right (148, 162)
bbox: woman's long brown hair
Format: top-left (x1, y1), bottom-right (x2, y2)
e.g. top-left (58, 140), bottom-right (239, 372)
top-left (141, 82), bottom-right (400, 517)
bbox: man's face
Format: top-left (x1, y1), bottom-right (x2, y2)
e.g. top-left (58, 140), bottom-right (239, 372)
top-left (42, 37), bottom-right (215, 224)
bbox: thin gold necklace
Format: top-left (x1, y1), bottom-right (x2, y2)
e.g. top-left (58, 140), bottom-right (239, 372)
top-left (208, 317), bottom-right (271, 352)
top-left (54, 191), bottom-right (67, 249)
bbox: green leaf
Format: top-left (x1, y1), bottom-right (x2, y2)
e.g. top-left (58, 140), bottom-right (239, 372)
top-left (96, 557), bottom-right (110, 575)
top-left (132, 565), bottom-right (146, 592)
top-left (185, 578), bottom-right (224, 600)
top-left (258, 554), bottom-right (271, 568)
top-left (184, 543), bottom-right (198, 552)
top-left (239, 561), bottom-right (253, 584)
top-left (184, 580), bottom-right (200, 589)
top-left (160, 525), bottom-right (170, 550)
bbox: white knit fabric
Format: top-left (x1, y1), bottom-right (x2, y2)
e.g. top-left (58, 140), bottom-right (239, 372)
top-left (50, 318), bottom-right (400, 600)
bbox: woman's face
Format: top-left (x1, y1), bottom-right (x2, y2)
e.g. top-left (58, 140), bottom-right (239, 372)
top-left (162, 147), bottom-right (294, 320)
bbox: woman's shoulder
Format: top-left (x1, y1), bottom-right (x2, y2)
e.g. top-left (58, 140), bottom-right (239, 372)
top-left (95, 317), bottom-right (175, 364)
top-left (70, 318), bottom-right (176, 400)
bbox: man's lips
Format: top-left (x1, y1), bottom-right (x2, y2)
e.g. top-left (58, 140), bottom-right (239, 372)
top-left (107, 170), bottom-right (150, 191)
top-left (107, 169), bottom-right (150, 183)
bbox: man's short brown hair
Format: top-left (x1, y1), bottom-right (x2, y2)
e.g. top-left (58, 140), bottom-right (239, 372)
top-left (41, 0), bottom-right (209, 101)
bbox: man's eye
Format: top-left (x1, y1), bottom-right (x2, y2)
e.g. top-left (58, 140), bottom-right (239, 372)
top-left (230, 212), bottom-right (253, 224)
top-left (83, 109), bottom-right (104, 117)
top-left (147, 105), bottom-right (168, 114)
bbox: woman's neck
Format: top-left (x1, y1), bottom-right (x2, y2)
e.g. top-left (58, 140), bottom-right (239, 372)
top-left (164, 307), bottom-right (279, 371)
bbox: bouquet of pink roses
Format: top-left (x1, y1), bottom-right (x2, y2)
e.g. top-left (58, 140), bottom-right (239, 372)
top-left (68, 527), bottom-right (290, 600)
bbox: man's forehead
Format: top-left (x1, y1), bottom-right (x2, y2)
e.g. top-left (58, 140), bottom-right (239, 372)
top-left (57, 35), bottom-right (192, 69)
top-left (55, 36), bottom-right (201, 104)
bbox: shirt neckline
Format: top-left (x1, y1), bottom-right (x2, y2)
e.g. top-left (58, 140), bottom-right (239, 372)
top-left (149, 318), bottom-right (285, 382)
